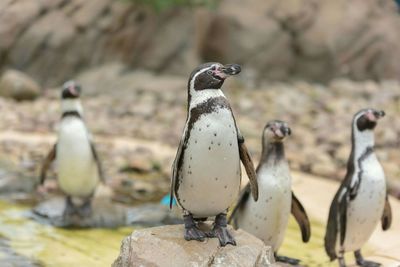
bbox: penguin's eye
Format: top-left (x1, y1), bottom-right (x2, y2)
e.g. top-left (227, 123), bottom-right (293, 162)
top-left (207, 70), bottom-right (213, 75)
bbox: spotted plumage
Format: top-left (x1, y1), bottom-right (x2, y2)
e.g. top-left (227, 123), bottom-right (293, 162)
top-left (170, 62), bottom-right (258, 246)
top-left (229, 120), bottom-right (310, 265)
top-left (324, 108), bottom-right (392, 267)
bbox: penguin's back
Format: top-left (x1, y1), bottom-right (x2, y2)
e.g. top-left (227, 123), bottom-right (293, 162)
top-left (57, 117), bottom-right (99, 197)
top-left (177, 107), bottom-right (241, 218)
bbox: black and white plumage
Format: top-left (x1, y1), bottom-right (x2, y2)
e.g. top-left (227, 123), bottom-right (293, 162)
top-left (229, 120), bottom-right (310, 265)
top-left (40, 81), bottom-right (104, 218)
top-left (170, 62), bottom-right (258, 246)
top-left (324, 108), bottom-right (392, 267)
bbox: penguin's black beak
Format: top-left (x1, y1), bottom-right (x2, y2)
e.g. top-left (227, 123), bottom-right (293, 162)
top-left (373, 110), bottom-right (385, 119)
top-left (282, 126), bottom-right (292, 136)
top-left (221, 64), bottom-right (241, 76)
top-left (367, 109), bottom-right (385, 121)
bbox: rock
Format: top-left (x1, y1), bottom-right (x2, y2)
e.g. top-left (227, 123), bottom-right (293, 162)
top-left (112, 224), bottom-right (277, 267)
top-left (32, 196), bottom-right (181, 228)
top-left (2, 0), bottom-right (400, 84)
top-left (0, 69), bottom-right (41, 100)
top-left (32, 197), bottom-right (127, 228)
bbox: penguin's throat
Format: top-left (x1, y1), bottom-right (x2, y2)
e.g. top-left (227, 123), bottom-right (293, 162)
top-left (260, 141), bottom-right (285, 165)
top-left (188, 89), bottom-right (225, 108)
top-left (61, 99), bottom-right (84, 115)
top-left (353, 129), bottom-right (375, 158)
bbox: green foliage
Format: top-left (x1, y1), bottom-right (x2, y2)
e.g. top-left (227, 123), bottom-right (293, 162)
top-left (130, 0), bottom-right (219, 12)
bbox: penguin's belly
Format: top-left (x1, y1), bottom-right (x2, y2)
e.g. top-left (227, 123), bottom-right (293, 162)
top-left (341, 156), bottom-right (386, 252)
top-left (177, 109), bottom-right (240, 217)
top-left (236, 166), bottom-right (292, 251)
top-left (57, 118), bottom-right (99, 198)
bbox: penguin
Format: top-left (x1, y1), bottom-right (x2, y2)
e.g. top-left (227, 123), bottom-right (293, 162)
top-left (40, 81), bottom-right (104, 218)
top-left (229, 120), bottom-right (311, 264)
top-left (170, 62), bottom-right (259, 246)
top-left (324, 108), bottom-right (392, 267)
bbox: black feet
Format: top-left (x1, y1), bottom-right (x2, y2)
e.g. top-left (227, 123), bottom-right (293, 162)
top-left (77, 198), bottom-right (92, 218)
top-left (207, 213), bottom-right (236, 246)
top-left (63, 196), bottom-right (92, 219)
top-left (63, 196), bottom-right (76, 219)
top-left (183, 214), bottom-right (207, 242)
top-left (275, 254), bottom-right (301, 265)
top-left (355, 250), bottom-right (381, 267)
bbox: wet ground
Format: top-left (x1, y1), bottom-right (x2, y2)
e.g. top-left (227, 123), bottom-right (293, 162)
top-left (1, 172), bottom-right (399, 267)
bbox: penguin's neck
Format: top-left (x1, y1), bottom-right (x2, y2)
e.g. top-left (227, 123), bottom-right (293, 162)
top-left (61, 99), bottom-right (83, 117)
top-left (188, 88), bottom-right (225, 110)
top-left (260, 140), bottom-right (285, 166)
top-left (352, 128), bottom-right (375, 160)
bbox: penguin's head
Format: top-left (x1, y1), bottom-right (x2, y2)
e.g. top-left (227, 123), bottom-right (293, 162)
top-left (263, 120), bottom-right (291, 142)
top-left (353, 108), bottom-right (385, 132)
top-left (61, 80), bottom-right (81, 99)
top-left (188, 62), bottom-right (241, 91)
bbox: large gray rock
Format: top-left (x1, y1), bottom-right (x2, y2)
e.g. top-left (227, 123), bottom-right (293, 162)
top-left (1, 0), bottom-right (400, 85)
top-left (112, 224), bottom-right (277, 267)
top-left (0, 69), bottom-right (40, 101)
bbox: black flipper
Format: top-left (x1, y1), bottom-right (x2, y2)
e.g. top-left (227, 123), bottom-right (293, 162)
top-left (381, 195), bottom-right (392, 231)
top-left (228, 183), bottom-right (250, 227)
top-left (237, 133), bottom-right (258, 201)
top-left (39, 144), bottom-right (56, 185)
top-left (170, 135), bottom-right (185, 209)
top-left (291, 192), bottom-right (311, 243)
top-left (90, 142), bottom-right (105, 183)
top-left (324, 186), bottom-right (350, 261)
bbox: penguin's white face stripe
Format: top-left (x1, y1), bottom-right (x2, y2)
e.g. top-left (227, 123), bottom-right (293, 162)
top-left (352, 111), bottom-right (375, 159)
top-left (189, 64), bottom-right (221, 92)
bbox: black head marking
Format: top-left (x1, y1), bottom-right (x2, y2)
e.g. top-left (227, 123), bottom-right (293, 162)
top-left (354, 108), bottom-right (385, 131)
top-left (259, 120), bottom-right (290, 166)
top-left (62, 80), bottom-right (81, 99)
top-left (264, 120), bottom-right (291, 141)
top-left (188, 62), bottom-right (241, 91)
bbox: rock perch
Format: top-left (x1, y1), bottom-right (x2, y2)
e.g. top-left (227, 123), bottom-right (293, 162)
top-left (112, 224), bottom-right (278, 267)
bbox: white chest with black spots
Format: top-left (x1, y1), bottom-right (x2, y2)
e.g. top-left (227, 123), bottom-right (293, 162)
top-left (236, 163), bottom-right (292, 251)
top-left (177, 108), bottom-right (240, 218)
top-left (341, 153), bottom-right (386, 252)
top-left (56, 117), bottom-right (99, 198)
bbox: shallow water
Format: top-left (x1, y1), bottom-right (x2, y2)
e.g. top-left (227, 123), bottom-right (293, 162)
top-left (0, 200), bottom-right (372, 266)
top-left (0, 201), bottom-right (132, 267)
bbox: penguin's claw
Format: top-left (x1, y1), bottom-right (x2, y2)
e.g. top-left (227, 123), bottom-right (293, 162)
top-left (275, 255), bottom-right (301, 265)
top-left (207, 226), bottom-right (236, 246)
top-left (62, 197), bottom-right (75, 219)
top-left (77, 200), bottom-right (92, 218)
top-left (356, 260), bottom-right (381, 267)
top-left (355, 250), bottom-right (381, 267)
top-left (184, 227), bottom-right (207, 242)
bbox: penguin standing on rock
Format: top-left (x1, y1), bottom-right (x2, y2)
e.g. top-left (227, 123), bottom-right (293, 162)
top-left (229, 120), bottom-right (311, 264)
top-left (325, 108), bottom-right (392, 267)
top-left (40, 81), bottom-right (104, 219)
top-left (170, 62), bottom-right (259, 246)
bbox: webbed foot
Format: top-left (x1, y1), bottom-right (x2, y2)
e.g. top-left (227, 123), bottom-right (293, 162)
top-left (77, 198), bottom-right (92, 218)
top-left (207, 213), bottom-right (236, 246)
top-left (275, 254), bottom-right (301, 265)
top-left (355, 250), bottom-right (381, 267)
top-left (183, 214), bottom-right (207, 241)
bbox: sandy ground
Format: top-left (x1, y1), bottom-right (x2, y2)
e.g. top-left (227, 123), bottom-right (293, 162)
top-left (292, 172), bottom-right (400, 267)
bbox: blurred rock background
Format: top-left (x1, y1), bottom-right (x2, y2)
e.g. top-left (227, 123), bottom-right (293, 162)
top-left (0, 0), bottom-right (399, 200)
